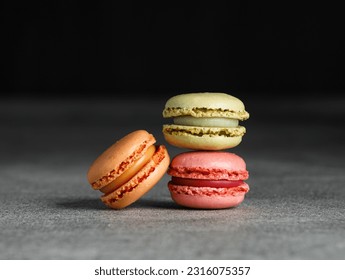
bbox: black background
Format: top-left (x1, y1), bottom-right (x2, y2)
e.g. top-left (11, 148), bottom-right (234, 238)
top-left (2, 2), bottom-right (345, 97)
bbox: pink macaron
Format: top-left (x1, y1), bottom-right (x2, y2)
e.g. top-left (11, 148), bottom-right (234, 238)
top-left (167, 151), bottom-right (249, 209)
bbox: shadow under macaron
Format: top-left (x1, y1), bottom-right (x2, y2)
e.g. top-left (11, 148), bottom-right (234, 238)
top-left (55, 196), bottom-right (244, 211)
top-left (133, 198), bottom-right (182, 209)
top-left (55, 197), bottom-right (106, 210)
top-left (135, 198), bottom-right (247, 211)
top-left (54, 197), bottom-right (180, 210)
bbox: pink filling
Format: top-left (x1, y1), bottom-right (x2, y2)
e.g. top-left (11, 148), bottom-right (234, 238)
top-left (171, 177), bottom-right (243, 188)
top-left (168, 167), bottom-right (248, 181)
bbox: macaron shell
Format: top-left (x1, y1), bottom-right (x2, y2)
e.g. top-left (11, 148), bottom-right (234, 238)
top-left (87, 130), bottom-right (155, 190)
top-left (163, 124), bottom-right (246, 137)
top-left (163, 125), bottom-right (245, 150)
top-left (163, 92), bottom-right (249, 120)
top-left (101, 145), bottom-right (170, 209)
top-left (168, 182), bottom-right (249, 209)
top-left (169, 151), bottom-right (247, 176)
top-left (171, 193), bottom-right (245, 209)
top-left (168, 151), bottom-right (248, 180)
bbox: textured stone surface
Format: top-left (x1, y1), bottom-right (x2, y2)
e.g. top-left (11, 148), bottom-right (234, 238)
top-left (0, 94), bottom-right (344, 260)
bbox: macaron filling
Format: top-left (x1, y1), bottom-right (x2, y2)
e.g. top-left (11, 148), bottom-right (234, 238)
top-left (171, 177), bottom-right (243, 188)
top-left (173, 116), bottom-right (239, 128)
top-left (100, 145), bottom-right (156, 194)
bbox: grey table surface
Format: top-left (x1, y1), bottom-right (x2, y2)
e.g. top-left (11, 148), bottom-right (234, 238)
top-left (0, 93), bottom-right (344, 260)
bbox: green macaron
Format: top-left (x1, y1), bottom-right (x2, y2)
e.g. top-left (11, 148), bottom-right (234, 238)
top-left (162, 92), bottom-right (249, 150)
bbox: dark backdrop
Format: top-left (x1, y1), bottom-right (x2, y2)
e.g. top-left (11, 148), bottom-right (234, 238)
top-left (2, 2), bottom-right (345, 96)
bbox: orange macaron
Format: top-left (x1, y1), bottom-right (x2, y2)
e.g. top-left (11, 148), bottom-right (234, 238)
top-left (87, 130), bottom-right (170, 209)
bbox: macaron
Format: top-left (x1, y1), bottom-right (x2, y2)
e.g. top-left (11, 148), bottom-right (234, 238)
top-left (87, 130), bottom-right (170, 209)
top-left (167, 151), bottom-right (249, 209)
top-left (162, 92), bottom-right (249, 150)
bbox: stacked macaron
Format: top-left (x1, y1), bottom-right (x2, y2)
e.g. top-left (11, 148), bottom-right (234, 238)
top-left (162, 92), bottom-right (250, 209)
top-left (87, 92), bottom-right (250, 210)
